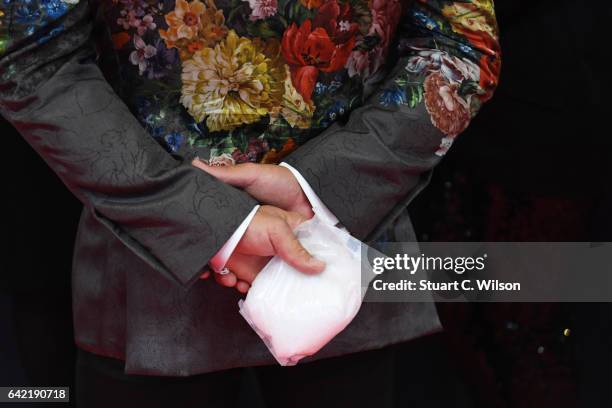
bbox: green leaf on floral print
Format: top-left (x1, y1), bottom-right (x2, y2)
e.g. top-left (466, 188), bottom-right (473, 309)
top-left (283, 0), bottom-right (296, 20)
top-left (240, 132), bottom-right (255, 154)
top-left (407, 84), bottom-right (424, 109)
top-left (392, 75), bottom-right (424, 108)
top-left (277, 15), bottom-right (289, 28)
top-left (205, 134), bottom-right (239, 157)
top-left (311, 98), bottom-right (333, 126)
top-left (347, 95), bottom-right (361, 111)
top-left (246, 20), bottom-right (279, 38)
top-left (283, 0), bottom-right (315, 22)
top-left (263, 118), bottom-right (294, 151)
top-left (393, 75), bottom-right (410, 88)
top-left (278, 0), bottom-right (293, 17)
top-left (226, 6), bottom-right (244, 25)
top-left (291, 1), bottom-right (302, 19)
top-left (188, 133), bottom-right (213, 148)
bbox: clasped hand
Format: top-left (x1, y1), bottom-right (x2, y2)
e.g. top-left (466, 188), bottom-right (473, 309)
top-left (192, 160), bottom-right (325, 293)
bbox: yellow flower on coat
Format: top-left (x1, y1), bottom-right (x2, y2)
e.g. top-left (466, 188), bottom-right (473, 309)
top-left (160, 0), bottom-right (227, 51)
top-left (442, 0), bottom-right (497, 39)
top-left (180, 30), bottom-right (286, 132)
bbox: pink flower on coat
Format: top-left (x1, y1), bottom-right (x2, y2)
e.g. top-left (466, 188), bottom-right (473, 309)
top-left (346, 49), bottom-right (370, 78)
top-left (345, 0), bottom-right (401, 79)
top-left (129, 35), bottom-right (157, 75)
top-left (117, 10), bottom-right (138, 30)
top-left (370, 0), bottom-right (401, 48)
top-left (133, 14), bottom-right (157, 36)
top-left (242, 0), bottom-right (277, 21)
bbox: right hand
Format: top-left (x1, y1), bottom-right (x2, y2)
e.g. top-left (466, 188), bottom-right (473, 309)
top-left (213, 205), bottom-right (326, 293)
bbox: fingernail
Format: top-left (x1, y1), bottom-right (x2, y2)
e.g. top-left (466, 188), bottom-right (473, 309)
top-left (310, 257), bottom-right (326, 271)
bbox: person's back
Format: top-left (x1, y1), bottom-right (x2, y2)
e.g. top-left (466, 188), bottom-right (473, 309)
top-left (0, 1), bottom-right (500, 404)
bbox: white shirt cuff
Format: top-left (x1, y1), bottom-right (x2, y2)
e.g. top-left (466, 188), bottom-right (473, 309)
top-left (279, 162), bottom-right (340, 227)
top-left (209, 204), bottom-right (260, 273)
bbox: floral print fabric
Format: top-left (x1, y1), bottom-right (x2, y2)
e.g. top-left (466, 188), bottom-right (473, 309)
top-left (1, 0), bottom-right (500, 161)
top-left (100, 0), bottom-right (403, 163)
top-left (379, 0), bottom-right (500, 155)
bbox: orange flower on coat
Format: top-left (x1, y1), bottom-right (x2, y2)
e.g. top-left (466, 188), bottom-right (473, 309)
top-left (160, 0), bottom-right (227, 59)
top-left (160, 0), bottom-right (207, 45)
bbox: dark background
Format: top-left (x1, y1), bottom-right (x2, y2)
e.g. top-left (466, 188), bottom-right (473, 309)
top-left (2, 0), bottom-right (611, 406)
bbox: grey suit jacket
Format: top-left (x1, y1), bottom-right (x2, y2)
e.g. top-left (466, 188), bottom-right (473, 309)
top-left (0, 0), bottom-right (500, 375)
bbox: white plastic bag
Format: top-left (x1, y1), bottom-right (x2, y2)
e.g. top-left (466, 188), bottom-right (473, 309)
top-left (238, 216), bottom-right (364, 366)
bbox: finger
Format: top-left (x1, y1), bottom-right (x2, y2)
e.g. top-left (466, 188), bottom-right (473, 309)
top-left (227, 253), bottom-right (270, 284)
top-left (294, 204), bottom-right (315, 220)
top-left (214, 271), bottom-right (237, 287)
top-left (236, 280), bottom-right (251, 294)
top-left (191, 160), bottom-right (258, 189)
top-left (200, 270), bottom-right (211, 280)
top-left (269, 222), bottom-right (325, 274)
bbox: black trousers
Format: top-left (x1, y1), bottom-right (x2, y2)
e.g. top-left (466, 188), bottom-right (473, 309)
top-left (75, 346), bottom-right (397, 408)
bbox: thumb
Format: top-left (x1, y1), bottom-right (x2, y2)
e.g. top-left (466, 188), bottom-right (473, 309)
top-left (191, 160), bottom-right (257, 188)
top-left (270, 222), bottom-right (325, 274)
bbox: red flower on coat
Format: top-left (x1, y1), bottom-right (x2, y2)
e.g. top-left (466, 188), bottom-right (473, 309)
top-left (281, 0), bottom-right (357, 102)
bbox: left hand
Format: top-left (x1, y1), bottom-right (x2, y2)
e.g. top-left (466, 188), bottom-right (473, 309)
top-left (192, 160), bottom-right (314, 219)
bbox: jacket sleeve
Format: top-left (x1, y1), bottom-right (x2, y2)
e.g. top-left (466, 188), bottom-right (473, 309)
top-left (0, 1), bottom-right (257, 288)
top-left (283, 0), bottom-right (501, 241)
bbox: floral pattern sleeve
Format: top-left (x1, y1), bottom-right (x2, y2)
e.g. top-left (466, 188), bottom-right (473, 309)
top-left (379, 0), bottom-right (500, 155)
top-left (282, 0), bottom-right (501, 238)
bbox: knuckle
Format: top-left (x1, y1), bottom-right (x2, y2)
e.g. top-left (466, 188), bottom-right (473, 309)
top-left (298, 247), bottom-right (311, 260)
top-left (268, 221), bottom-right (284, 238)
top-left (240, 162), bottom-right (257, 176)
